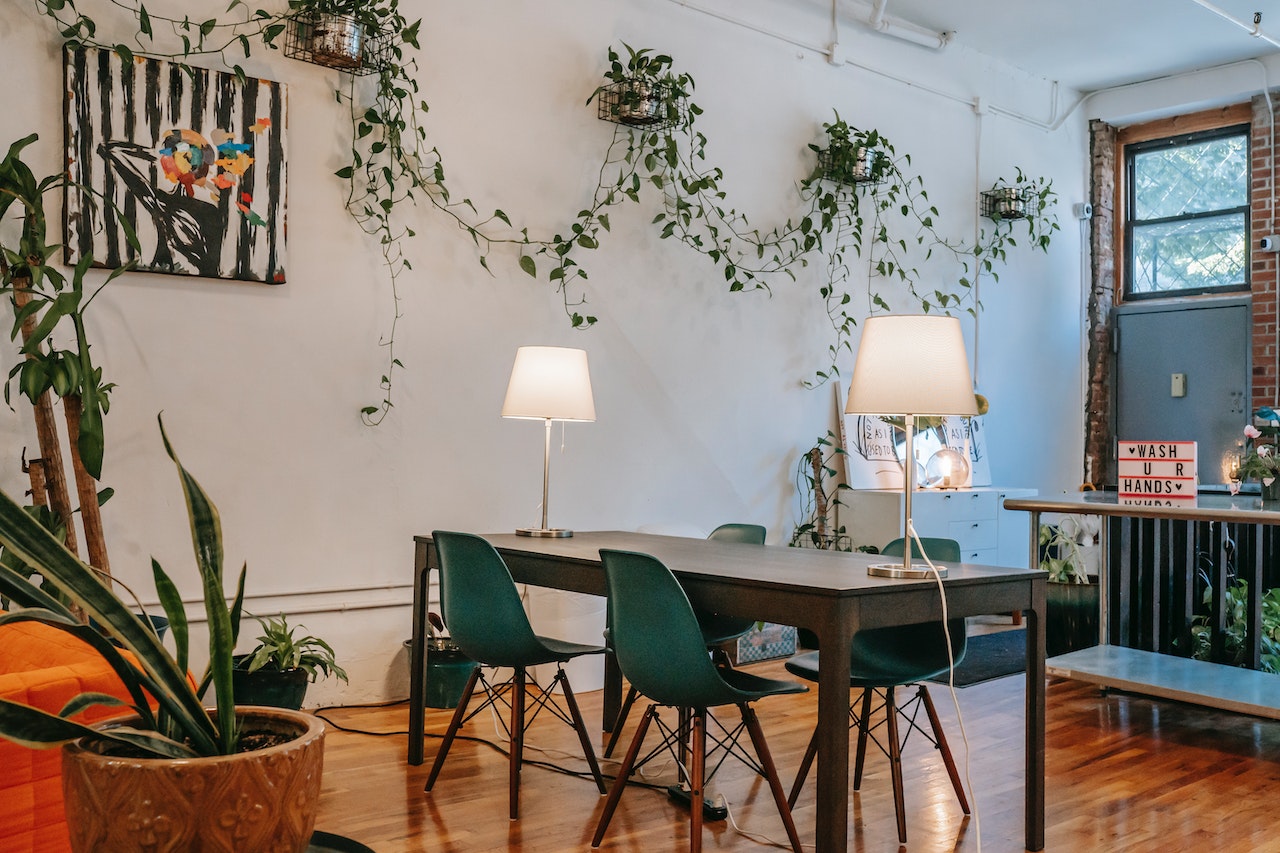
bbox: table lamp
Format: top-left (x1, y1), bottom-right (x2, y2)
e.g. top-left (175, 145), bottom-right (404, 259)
top-left (502, 346), bottom-right (596, 538)
top-left (845, 315), bottom-right (978, 578)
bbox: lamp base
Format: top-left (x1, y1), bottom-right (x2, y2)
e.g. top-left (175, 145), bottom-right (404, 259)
top-left (516, 527), bottom-right (574, 538)
top-left (867, 563), bottom-right (949, 580)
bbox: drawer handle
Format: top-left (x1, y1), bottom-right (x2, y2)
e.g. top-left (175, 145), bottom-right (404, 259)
top-left (971, 522), bottom-right (980, 528)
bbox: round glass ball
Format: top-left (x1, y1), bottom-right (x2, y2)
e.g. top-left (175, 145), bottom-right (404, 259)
top-left (924, 448), bottom-right (970, 489)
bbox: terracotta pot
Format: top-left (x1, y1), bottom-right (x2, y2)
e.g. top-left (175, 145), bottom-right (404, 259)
top-left (61, 706), bottom-right (325, 852)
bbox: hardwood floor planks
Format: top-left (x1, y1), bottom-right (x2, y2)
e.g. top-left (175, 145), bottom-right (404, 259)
top-left (313, 662), bottom-right (1280, 852)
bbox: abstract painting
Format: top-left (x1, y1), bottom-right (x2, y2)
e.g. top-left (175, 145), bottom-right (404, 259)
top-left (64, 46), bottom-right (287, 283)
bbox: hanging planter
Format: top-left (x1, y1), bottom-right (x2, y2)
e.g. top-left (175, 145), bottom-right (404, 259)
top-left (284, 11), bottom-right (385, 74)
top-left (596, 78), bottom-right (682, 129)
top-left (816, 143), bottom-right (882, 186)
top-left (981, 184), bottom-right (1034, 220)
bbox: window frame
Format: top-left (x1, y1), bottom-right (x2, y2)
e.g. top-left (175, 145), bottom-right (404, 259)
top-left (1115, 103), bottom-right (1254, 305)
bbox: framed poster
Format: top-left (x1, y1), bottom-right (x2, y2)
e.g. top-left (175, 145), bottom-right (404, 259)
top-left (64, 46), bottom-right (287, 283)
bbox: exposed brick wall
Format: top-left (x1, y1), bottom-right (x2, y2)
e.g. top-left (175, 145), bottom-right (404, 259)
top-left (1252, 93), bottom-right (1279, 408)
top-left (1085, 119), bottom-right (1117, 488)
top-left (1085, 101), bottom-right (1278, 486)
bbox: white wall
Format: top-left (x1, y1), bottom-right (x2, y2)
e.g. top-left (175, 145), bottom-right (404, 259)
top-left (0, 0), bottom-right (1090, 703)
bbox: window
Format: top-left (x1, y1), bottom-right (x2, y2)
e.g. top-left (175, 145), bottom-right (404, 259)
top-left (1124, 124), bottom-right (1250, 299)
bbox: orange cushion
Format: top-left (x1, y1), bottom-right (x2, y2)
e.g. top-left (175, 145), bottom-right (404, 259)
top-left (0, 617), bottom-right (140, 853)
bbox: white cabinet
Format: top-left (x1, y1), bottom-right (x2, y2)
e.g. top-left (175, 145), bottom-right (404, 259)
top-left (847, 487), bottom-right (1037, 568)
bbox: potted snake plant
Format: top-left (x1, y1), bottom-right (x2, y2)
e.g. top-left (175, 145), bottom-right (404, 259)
top-left (0, 416), bottom-right (325, 852)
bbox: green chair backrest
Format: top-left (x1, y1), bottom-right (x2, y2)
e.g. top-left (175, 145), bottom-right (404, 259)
top-left (881, 536), bottom-right (962, 563)
top-left (432, 530), bottom-right (549, 668)
top-left (707, 523), bottom-right (766, 545)
top-left (600, 549), bottom-right (742, 709)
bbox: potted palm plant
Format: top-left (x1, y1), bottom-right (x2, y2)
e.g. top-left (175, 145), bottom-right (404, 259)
top-left (234, 613), bottom-right (348, 710)
top-left (0, 416), bottom-right (325, 852)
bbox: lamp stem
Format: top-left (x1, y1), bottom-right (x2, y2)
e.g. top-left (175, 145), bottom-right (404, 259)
top-left (903, 416), bottom-right (914, 575)
top-left (541, 416), bottom-right (552, 533)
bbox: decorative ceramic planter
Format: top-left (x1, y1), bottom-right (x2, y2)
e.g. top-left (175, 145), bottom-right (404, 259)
top-left (62, 706), bottom-right (325, 853)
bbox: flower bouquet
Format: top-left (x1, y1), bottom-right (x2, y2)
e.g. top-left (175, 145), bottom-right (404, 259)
top-left (1235, 407), bottom-right (1280, 499)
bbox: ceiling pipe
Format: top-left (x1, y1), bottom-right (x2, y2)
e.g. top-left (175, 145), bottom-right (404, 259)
top-left (844, 0), bottom-right (952, 51)
top-left (1189, 0), bottom-right (1280, 50)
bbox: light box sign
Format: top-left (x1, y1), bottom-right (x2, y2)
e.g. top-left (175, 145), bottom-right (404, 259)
top-left (1117, 441), bottom-right (1198, 506)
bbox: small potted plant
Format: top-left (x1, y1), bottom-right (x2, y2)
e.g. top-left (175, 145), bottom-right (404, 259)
top-left (234, 613), bottom-right (348, 710)
top-left (809, 115), bottom-right (888, 187)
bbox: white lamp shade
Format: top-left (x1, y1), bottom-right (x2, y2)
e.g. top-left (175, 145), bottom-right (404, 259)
top-left (845, 315), bottom-right (978, 417)
top-left (501, 346), bottom-right (596, 422)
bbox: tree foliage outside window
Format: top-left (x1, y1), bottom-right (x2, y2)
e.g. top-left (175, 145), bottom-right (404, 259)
top-left (1126, 125), bottom-right (1250, 298)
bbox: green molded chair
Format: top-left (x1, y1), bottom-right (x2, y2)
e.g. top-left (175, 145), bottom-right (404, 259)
top-left (593, 549), bottom-right (805, 853)
top-left (425, 531), bottom-right (606, 819)
top-left (784, 536), bottom-right (970, 845)
top-left (603, 523), bottom-right (765, 759)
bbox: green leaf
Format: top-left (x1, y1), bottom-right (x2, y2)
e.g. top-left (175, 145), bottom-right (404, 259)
top-left (519, 255), bottom-right (537, 277)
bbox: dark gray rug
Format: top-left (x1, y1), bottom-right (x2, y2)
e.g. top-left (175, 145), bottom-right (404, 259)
top-left (928, 629), bottom-right (1027, 687)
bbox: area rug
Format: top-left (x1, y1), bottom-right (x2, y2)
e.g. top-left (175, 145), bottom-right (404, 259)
top-left (928, 629), bottom-right (1027, 687)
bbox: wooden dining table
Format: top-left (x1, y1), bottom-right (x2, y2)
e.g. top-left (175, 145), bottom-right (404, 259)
top-left (408, 530), bottom-right (1047, 852)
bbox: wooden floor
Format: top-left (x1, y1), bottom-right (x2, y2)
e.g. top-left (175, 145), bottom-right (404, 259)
top-left (314, 661), bottom-right (1280, 852)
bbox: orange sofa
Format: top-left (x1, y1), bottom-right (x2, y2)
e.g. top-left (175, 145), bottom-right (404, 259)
top-left (0, 617), bottom-right (137, 853)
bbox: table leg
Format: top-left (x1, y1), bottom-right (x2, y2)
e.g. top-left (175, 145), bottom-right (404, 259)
top-left (813, 612), bottom-right (854, 853)
top-left (408, 539), bottom-right (430, 766)
top-left (1025, 582), bottom-right (1046, 851)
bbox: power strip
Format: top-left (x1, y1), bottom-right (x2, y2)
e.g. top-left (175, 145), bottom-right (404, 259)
top-left (666, 784), bottom-right (728, 821)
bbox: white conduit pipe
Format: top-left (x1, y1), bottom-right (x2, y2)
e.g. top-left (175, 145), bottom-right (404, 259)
top-left (1189, 0), bottom-right (1280, 50)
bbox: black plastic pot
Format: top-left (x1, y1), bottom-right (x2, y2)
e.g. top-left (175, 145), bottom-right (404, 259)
top-left (405, 639), bottom-right (476, 709)
top-left (1046, 579), bottom-right (1100, 657)
top-left (231, 655), bottom-right (310, 710)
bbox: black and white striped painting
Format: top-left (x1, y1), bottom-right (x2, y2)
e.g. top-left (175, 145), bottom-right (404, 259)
top-left (64, 46), bottom-right (287, 284)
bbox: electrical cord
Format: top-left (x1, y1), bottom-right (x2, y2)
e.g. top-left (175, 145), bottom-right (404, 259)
top-left (906, 519), bottom-right (982, 853)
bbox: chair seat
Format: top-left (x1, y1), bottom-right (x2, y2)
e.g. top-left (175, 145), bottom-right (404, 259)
top-left (719, 666), bottom-right (809, 700)
top-left (536, 637), bottom-right (607, 663)
top-left (784, 621), bottom-right (965, 687)
top-left (697, 612), bottom-right (757, 647)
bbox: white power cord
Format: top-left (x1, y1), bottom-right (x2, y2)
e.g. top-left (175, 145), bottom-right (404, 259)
top-left (906, 519), bottom-right (982, 853)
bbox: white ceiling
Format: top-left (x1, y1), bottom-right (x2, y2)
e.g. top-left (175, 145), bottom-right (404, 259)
top-left (859, 0), bottom-right (1280, 93)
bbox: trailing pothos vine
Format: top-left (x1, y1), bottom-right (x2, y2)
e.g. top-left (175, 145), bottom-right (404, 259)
top-left (23, 4), bottom-right (1060, 420)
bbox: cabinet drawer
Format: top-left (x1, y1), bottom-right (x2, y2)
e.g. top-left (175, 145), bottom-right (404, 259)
top-left (947, 518), bottom-right (997, 551)
top-left (914, 490), bottom-right (997, 523)
top-left (961, 547), bottom-right (998, 564)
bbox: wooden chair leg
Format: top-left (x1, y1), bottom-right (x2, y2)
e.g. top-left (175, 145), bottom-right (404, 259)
top-left (740, 703), bottom-right (803, 853)
top-left (424, 665), bottom-right (481, 792)
top-left (787, 727), bottom-right (818, 808)
top-left (593, 706), bottom-right (655, 848)
top-left (852, 688), bottom-right (874, 790)
top-left (689, 709), bottom-right (705, 853)
top-left (918, 684), bottom-right (970, 814)
top-left (884, 686), bottom-right (907, 844)
top-left (558, 668), bottom-right (607, 794)
top-left (603, 684), bottom-right (640, 758)
top-left (510, 667), bottom-right (526, 820)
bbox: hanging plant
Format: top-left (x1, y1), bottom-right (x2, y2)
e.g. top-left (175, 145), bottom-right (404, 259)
top-left (795, 115), bottom-right (965, 387)
top-left (965, 167), bottom-right (1060, 294)
top-left (535, 44), bottom-right (825, 329)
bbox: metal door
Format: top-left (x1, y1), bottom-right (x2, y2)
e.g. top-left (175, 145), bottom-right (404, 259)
top-left (1113, 296), bottom-right (1251, 486)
